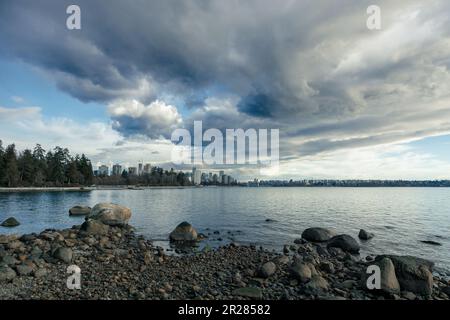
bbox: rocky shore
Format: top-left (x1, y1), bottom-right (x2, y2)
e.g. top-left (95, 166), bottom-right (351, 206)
top-left (1, 204), bottom-right (449, 300)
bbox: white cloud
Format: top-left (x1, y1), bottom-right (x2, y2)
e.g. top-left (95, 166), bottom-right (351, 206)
top-left (10, 96), bottom-right (26, 104)
top-left (0, 106), bottom-right (40, 120)
top-left (108, 99), bottom-right (183, 139)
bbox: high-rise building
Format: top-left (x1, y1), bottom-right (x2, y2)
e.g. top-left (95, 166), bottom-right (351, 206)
top-left (98, 165), bottom-right (109, 176)
top-left (143, 163), bottom-right (152, 174)
top-left (138, 163), bottom-right (143, 176)
top-left (128, 167), bottom-right (137, 175)
top-left (112, 164), bottom-right (122, 176)
top-left (192, 167), bottom-right (202, 185)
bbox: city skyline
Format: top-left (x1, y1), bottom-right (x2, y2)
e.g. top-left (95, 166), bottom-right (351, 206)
top-left (2, 1), bottom-right (450, 180)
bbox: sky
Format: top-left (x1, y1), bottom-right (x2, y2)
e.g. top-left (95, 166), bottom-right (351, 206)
top-left (1, 0), bottom-right (450, 180)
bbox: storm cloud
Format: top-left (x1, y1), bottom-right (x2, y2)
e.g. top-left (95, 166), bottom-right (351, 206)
top-left (1, 0), bottom-right (450, 161)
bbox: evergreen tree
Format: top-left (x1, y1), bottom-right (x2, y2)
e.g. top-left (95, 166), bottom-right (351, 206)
top-left (4, 144), bottom-right (20, 187)
top-left (32, 144), bottom-right (47, 186)
top-left (0, 140), bottom-right (5, 186)
top-left (18, 149), bottom-right (34, 185)
top-left (78, 154), bottom-right (93, 185)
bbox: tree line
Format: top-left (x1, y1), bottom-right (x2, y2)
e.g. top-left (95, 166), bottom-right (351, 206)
top-left (0, 140), bottom-right (93, 187)
top-left (95, 167), bottom-right (192, 186)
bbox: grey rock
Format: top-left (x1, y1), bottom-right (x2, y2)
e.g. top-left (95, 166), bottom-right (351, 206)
top-left (16, 264), bottom-right (34, 276)
top-left (88, 203), bottom-right (131, 226)
top-left (420, 240), bottom-right (442, 246)
top-left (327, 234), bottom-right (360, 254)
top-left (232, 287), bottom-right (263, 299)
top-left (80, 219), bottom-right (110, 235)
top-left (0, 265), bottom-right (16, 282)
top-left (0, 254), bottom-right (19, 266)
top-left (305, 275), bottom-right (329, 291)
top-left (258, 261), bottom-right (276, 278)
top-left (362, 257), bottom-right (400, 294)
top-left (402, 291), bottom-right (417, 300)
top-left (1, 217), bottom-right (20, 227)
top-left (320, 261), bottom-right (335, 273)
top-left (290, 263), bottom-right (312, 283)
top-left (375, 255), bottom-right (434, 295)
top-left (169, 222), bottom-right (198, 242)
top-left (53, 247), bottom-right (73, 263)
top-left (69, 205), bottom-right (91, 216)
top-left (302, 228), bottom-right (336, 242)
top-left (358, 229), bottom-right (374, 240)
top-left (6, 240), bottom-right (23, 251)
top-left (34, 268), bottom-right (48, 278)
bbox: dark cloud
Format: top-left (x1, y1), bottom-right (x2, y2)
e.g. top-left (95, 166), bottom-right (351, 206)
top-left (1, 0), bottom-right (450, 159)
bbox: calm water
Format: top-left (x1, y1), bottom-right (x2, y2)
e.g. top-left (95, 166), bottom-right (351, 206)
top-left (1, 187), bottom-right (449, 275)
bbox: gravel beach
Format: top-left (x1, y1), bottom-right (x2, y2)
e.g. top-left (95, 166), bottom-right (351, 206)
top-left (1, 204), bottom-right (449, 300)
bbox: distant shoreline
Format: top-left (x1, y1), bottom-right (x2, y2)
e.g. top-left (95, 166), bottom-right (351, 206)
top-left (0, 186), bottom-right (202, 193)
top-left (2, 185), bottom-right (450, 193)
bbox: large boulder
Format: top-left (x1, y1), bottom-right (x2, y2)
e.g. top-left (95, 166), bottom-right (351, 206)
top-left (327, 234), bottom-right (360, 254)
top-left (69, 206), bottom-right (91, 216)
top-left (375, 255), bottom-right (434, 295)
top-left (361, 257), bottom-right (400, 294)
top-left (1, 217), bottom-right (20, 227)
top-left (80, 219), bottom-right (110, 235)
top-left (88, 203), bottom-right (131, 226)
top-left (301, 228), bottom-right (335, 242)
top-left (169, 222), bottom-right (198, 242)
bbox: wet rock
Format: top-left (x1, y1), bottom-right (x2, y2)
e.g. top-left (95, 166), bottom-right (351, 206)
top-left (232, 287), bottom-right (263, 299)
top-left (327, 235), bottom-right (360, 254)
top-left (302, 228), bottom-right (336, 242)
top-left (69, 205), bottom-right (91, 216)
top-left (420, 240), bottom-right (442, 246)
top-left (169, 222), bottom-right (198, 242)
top-left (53, 247), bottom-right (73, 264)
top-left (358, 229), bottom-right (374, 240)
top-left (88, 203), bottom-right (131, 226)
top-left (376, 255), bottom-right (434, 295)
top-left (1, 217), bottom-right (20, 227)
top-left (258, 261), bottom-right (276, 278)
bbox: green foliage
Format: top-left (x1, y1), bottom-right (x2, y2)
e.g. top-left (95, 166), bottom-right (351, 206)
top-left (0, 140), bottom-right (94, 187)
